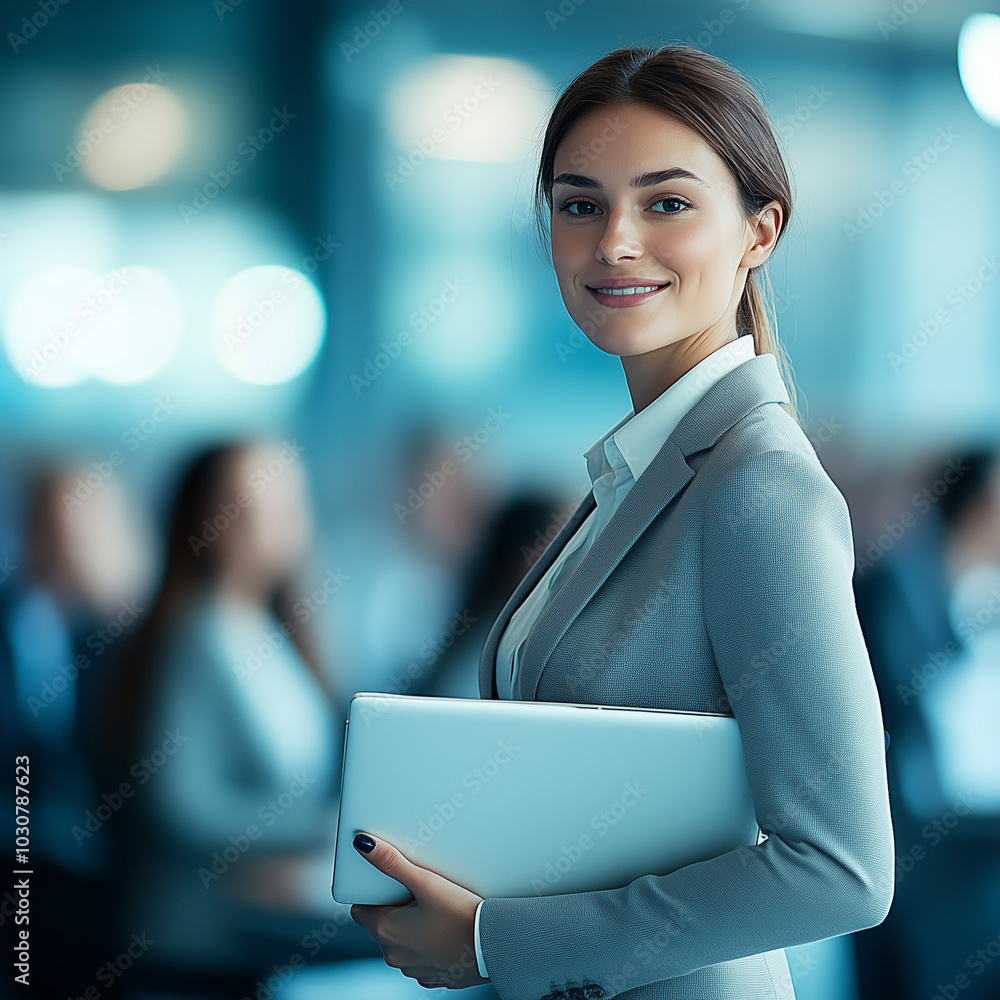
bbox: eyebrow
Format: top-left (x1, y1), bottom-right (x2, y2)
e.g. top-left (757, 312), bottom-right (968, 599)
top-left (551, 167), bottom-right (710, 190)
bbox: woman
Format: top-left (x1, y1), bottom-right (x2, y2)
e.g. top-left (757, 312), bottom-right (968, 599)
top-left (95, 442), bottom-right (381, 989)
top-left (349, 45), bottom-right (895, 999)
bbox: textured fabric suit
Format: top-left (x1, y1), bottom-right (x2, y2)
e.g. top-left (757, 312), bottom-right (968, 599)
top-left (475, 351), bottom-right (895, 1000)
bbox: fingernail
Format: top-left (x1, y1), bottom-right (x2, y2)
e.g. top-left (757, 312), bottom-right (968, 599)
top-left (354, 833), bottom-right (375, 854)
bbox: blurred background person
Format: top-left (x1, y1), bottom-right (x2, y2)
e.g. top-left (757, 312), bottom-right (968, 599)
top-left (409, 487), bottom-right (574, 700)
top-left (853, 449), bottom-right (1000, 1000)
top-left (0, 463), bottom-right (155, 996)
top-left (92, 441), bottom-right (382, 997)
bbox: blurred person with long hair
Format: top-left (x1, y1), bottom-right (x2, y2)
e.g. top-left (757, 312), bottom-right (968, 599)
top-left (93, 441), bottom-right (379, 994)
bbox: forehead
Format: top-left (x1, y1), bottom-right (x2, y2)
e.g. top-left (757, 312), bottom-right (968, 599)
top-left (552, 101), bottom-right (733, 192)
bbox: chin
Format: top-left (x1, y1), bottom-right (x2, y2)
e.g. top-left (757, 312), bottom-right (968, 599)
top-left (585, 324), bottom-right (674, 358)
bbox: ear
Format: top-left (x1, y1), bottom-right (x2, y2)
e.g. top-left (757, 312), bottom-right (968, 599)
top-left (741, 201), bottom-right (783, 269)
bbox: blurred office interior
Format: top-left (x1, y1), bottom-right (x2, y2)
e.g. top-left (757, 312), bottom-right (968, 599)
top-left (0, 0), bottom-right (999, 997)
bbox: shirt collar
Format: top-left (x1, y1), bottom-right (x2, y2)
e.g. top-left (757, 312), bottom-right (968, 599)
top-left (584, 334), bottom-right (757, 487)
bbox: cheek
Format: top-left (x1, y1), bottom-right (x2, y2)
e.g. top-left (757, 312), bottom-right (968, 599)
top-left (551, 227), bottom-right (590, 280)
top-left (657, 221), bottom-right (737, 296)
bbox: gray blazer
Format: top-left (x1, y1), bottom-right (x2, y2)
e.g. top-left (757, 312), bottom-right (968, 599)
top-left (476, 351), bottom-right (895, 1000)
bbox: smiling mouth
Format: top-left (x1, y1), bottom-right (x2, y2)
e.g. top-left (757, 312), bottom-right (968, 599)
top-left (587, 283), bottom-right (669, 296)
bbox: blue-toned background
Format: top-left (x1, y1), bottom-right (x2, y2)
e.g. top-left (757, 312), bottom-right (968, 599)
top-left (1, 1), bottom-right (999, 998)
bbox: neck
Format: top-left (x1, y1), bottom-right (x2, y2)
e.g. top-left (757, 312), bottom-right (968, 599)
top-left (621, 327), bottom-right (739, 414)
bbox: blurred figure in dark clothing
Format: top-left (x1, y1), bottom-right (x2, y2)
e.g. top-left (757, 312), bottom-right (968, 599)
top-left (0, 465), bottom-right (155, 997)
top-left (852, 449), bottom-right (1000, 1000)
top-left (408, 488), bottom-right (579, 700)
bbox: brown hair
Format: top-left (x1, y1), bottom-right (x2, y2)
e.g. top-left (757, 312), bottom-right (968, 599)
top-left (532, 44), bottom-right (802, 426)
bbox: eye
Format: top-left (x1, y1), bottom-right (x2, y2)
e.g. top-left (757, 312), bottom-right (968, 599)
top-left (651, 196), bottom-right (689, 214)
top-left (554, 195), bottom-right (690, 217)
top-left (556, 198), bottom-right (600, 216)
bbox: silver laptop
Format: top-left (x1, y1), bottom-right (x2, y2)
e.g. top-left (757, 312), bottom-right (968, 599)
top-left (331, 692), bottom-right (762, 905)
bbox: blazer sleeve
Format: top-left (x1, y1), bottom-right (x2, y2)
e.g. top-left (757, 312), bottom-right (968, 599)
top-left (475, 444), bottom-right (895, 999)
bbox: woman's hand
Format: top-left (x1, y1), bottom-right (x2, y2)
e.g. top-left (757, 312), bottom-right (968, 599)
top-left (349, 832), bottom-right (491, 989)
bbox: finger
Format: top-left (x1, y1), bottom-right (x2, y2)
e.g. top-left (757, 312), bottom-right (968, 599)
top-left (353, 832), bottom-right (434, 897)
top-left (349, 902), bottom-right (388, 935)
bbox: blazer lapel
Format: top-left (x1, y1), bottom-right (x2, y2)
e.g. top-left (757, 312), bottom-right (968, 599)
top-left (479, 351), bottom-right (792, 703)
top-left (478, 487), bottom-right (597, 699)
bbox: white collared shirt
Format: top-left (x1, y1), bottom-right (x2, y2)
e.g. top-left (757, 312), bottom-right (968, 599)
top-left (474, 333), bottom-right (757, 978)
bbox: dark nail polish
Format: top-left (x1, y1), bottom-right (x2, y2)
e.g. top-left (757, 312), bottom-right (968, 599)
top-left (354, 833), bottom-right (375, 854)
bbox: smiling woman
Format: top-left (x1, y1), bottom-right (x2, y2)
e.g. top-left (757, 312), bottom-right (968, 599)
top-left (349, 43), bottom-right (894, 1000)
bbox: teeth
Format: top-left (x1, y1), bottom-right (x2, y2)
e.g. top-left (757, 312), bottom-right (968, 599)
top-left (593, 284), bottom-right (664, 295)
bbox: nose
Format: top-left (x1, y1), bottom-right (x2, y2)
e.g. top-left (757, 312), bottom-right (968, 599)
top-left (595, 206), bottom-right (644, 263)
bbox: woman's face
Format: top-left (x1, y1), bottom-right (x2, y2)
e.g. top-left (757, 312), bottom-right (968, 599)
top-left (549, 101), bottom-right (773, 358)
top-left (220, 442), bottom-right (313, 587)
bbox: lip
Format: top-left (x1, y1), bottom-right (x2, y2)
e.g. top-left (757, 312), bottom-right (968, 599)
top-left (584, 278), bottom-right (671, 288)
top-left (585, 279), bottom-right (671, 308)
